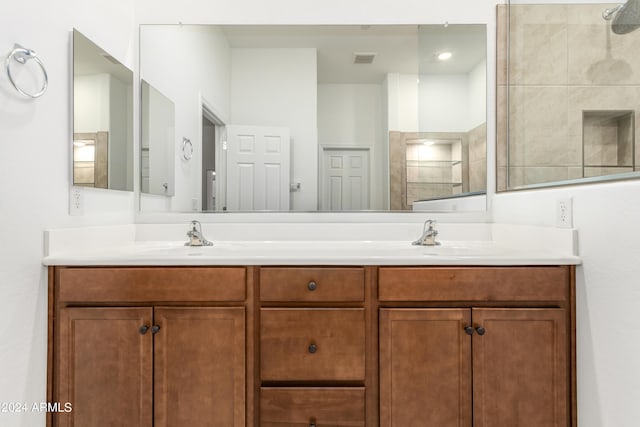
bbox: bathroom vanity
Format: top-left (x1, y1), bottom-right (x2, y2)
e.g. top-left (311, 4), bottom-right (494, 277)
top-left (44, 225), bottom-right (578, 427)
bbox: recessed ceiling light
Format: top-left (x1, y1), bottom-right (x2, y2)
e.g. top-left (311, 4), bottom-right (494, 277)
top-left (437, 51), bottom-right (453, 61)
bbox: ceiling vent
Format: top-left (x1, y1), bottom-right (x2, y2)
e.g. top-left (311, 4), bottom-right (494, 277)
top-left (100, 53), bottom-right (120, 65)
top-left (353, 52), bottom-right (376, 64)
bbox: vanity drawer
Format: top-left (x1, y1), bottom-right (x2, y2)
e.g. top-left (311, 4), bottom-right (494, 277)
top-left (260, 308), bottom-right (365, 381)
top-left (378, 266), bottom-right (570, 302)
top-left (260, 387), bottom-right (365, 426)
top-left (57, 267), bottom-right (246, 303)
top-left (260, 267), bottom-right (365, 302)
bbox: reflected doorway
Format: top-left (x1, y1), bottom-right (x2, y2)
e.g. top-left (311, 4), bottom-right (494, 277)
top-left (201, 102), bottom-right (226, 211)
top-left (320, 147), bottom-right (370, 211)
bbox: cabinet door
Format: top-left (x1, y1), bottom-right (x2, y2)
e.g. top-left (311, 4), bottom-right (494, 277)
top-left (379, 309), bottom-right (472, 427)
top-left (472, 308), bottom-right (568, 427)
top-left (154, 307), bottom-right (245, 427)
top-left (56, 307), bottom-right (153, 427)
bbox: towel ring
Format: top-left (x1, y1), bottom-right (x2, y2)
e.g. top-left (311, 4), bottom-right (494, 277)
top-left (6, 44), bottom-right (48, 99)
top-left (182, 137), bottom-right (193, 160)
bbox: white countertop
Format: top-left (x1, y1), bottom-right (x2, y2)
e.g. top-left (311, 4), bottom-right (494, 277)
top-left (42, 223), bottom-right (581, 266)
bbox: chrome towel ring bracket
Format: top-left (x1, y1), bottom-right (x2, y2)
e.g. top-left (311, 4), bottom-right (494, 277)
top-left (182, 137), bottom-right (193, 161)
top-left (5, 43), bottom-right (48, 99)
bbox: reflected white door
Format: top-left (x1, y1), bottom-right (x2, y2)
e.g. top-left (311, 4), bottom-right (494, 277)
top-left (226, 125), bottom-right (290, 211)
top-left (320, 148), bottom-right (370, 211)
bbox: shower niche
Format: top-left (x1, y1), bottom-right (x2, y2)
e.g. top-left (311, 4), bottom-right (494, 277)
top-left (583, 110), bottom-right (635, 178)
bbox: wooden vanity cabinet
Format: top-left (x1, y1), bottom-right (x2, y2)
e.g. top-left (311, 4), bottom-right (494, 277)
top-left (49, 264), bottom-right (575, 427)
top-left (50, 267), bottom-right (247, 427)
top-left (378, 266), bottom-right (574, 427)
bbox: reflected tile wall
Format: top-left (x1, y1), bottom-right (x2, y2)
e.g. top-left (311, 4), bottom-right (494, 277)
top-left (390, 128), bottom-right (484, 209)
top-left (498, 3), bottom-right (640, 190)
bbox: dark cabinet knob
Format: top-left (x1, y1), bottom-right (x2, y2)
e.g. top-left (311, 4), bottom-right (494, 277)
top-left (464, 326), bottom-right (474, 335)
top-left (308, 343), bottom-right (318, 354)
top-left (309, 417), bottom-right (316, 427)
top-left (151, 325), bottom-right (161, 334)
top-left (307, 281), bottom-right (317, 291)
top-left (476, 326), bottom-right (486, 336)
top-left (139, 325), bottom-right (150, 335)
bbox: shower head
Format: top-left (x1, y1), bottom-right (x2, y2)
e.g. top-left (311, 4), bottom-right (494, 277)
top-left (611, 0), bottom-right (640, 34)
top-left (603, 4), bottom-right (624, 20)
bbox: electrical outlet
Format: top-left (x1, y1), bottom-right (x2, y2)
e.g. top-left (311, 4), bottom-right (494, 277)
top-left (70, 187), bottom-right (84, 216)
top-left (556, 198), bottom-right (573, 228)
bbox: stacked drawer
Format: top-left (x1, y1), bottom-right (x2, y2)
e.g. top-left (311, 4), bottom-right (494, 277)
top-left (259, 267), bottom-right (366, 426)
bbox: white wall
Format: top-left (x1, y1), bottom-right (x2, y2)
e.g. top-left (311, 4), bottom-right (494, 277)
top-left (230, 48), bottom-right (317, 211)
top-left (108, 76), bottom-right (133, 190)
top-left (73, 74), bottom-right (110, 133)
top-left (417, 58), bottom-right (487, 133)
top-left (0, 1), bottom-right (136, 426)
top-left (468, 58), bottom-right (487, 129)
top-left (318, 83), bottom-right (385, 209)
top-left (140, 25), bottom-right (231, 212)
top-left (419, 73), bottom-right (470, 132)
top-left (386, 73), bottom-right (419, 132)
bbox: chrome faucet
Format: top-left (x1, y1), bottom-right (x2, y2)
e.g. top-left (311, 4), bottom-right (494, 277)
top-left (185, 220), bottom-right (213, 246)
top-left (412, 220), bottom-right (440, 246)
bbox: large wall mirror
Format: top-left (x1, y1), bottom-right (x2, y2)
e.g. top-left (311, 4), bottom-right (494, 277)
top-left (498, 1), bottom-right (640, 191)
top-left (72, 29), bottom-right (134, 192)
top-left (140, 24), bottom-right (487, 212)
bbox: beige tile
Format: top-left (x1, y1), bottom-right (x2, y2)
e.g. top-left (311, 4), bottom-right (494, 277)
top-left (568, 167), bottom-right (583, 180)
top-left (523, 137), bottom-right (575, 167)
top-left (509, 4), bottom-right (568, 85)
top-left (508, 167), bottom-right (526, 188)
top-left (496, 85), bottom-right (508, 168)
top-left (524, 166), bottom-right (571, 186)
top-left (567, 4), bottom-right (640, 85)
top-left (508, 85), bottom-right (569, 166)
top-left (497, 4), bottom-right (508, 86)
top-left (497, 166), bottom-right (507, 191)
top-left (584, 166), bottom-right (634, 178)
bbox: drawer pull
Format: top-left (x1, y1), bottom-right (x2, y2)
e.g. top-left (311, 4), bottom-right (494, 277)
top-left (308, 343), bottom-right (318, 354)
top-left (139, 325), bottom-right (150, 335)
top-left (476, 326), bottom-right (486, 336)
top-left (307, 281), bottom-right (317, 291)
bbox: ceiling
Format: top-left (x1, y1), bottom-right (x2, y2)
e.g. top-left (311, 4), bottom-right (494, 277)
top-left (222, 24), bottom-right (486, 84)
top-left (73, 30), bottom-right (133, 84)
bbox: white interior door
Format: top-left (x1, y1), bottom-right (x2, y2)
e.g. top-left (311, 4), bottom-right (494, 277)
top-left (320, 147), bottom-right (370, 211)
top-left (226, 125), bottom-right (290, 211)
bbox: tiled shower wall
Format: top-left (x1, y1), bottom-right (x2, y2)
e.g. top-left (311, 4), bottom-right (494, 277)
top-left (390, 124), bottom-right (486, 210)
top-left (497, 3), bottom-right (640, 191)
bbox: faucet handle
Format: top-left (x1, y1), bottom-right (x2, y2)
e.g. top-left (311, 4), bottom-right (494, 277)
top-left (189, 220), bottom-right (202, 232)
top-left (423, 219), bottom-right (437, 233)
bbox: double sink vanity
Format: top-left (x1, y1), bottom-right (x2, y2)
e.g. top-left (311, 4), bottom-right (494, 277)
top-left (43, 222), bottom-right (579, 426)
